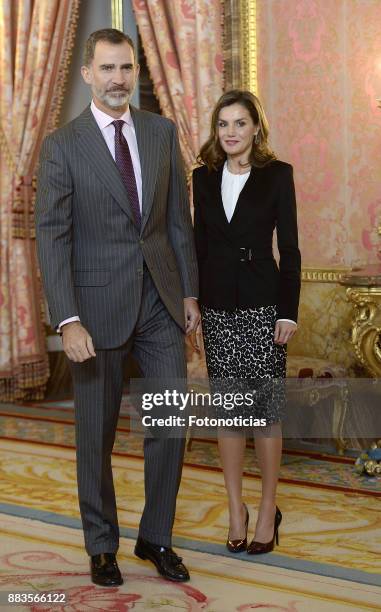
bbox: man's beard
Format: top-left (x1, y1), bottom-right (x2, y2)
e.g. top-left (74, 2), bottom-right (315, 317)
top-left (95, 86), bottom-right (131, 109)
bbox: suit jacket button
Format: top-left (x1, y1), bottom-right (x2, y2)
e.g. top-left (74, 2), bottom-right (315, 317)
top-left (140, 239), bottom-right (144, 245)
top-left (137, 268), bottom-right (143, 276)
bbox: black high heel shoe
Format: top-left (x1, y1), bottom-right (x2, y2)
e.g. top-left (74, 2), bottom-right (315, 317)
top-left (247, 506), bottom-right (282, 555)
top-left (226, 504), bottom-right (249, 553)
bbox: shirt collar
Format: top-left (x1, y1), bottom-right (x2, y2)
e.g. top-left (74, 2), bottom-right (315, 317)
top-left (90, 99), bottom-right (133, 130)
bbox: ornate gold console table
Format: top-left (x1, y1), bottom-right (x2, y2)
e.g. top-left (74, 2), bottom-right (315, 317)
top-left (340, 265), bottom-right (381, 377)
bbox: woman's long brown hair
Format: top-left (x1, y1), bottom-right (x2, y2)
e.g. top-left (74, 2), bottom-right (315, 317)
top-left (198, 90), bottom-right (277, 171)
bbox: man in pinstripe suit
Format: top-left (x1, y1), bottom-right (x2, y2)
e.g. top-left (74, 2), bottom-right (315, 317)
top-left (35, 29), bottom-right (199, 586)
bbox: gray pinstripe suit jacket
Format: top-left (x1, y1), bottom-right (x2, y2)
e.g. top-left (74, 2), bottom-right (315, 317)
top-left (35, 105), bottom-right (198, 349)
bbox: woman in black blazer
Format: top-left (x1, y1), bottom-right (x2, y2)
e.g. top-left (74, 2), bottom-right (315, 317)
top-left (193, 90), bottom-right (301, 555)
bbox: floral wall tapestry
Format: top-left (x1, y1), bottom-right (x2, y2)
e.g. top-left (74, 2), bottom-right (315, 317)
top-left (257, 0), bottom-right (381, 266)
top-left (0, 0), bottom-right (79, 400)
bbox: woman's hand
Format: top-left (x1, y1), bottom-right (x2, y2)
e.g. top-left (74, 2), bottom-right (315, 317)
top-left (189, 321), bottom-right (204, 353)
top-left (274, 320), bottom-right (297, 345)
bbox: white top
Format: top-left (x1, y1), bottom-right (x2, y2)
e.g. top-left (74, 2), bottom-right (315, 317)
top-left (221, 161), bottom-right (251, 222)
top-left (220, 161), bottom-right (296, 327)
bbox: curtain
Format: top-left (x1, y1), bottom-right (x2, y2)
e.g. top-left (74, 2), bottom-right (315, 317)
top-left (132, 0), bottom-right (224, 175)
top-left (0, 0), bottom-right (80, 401)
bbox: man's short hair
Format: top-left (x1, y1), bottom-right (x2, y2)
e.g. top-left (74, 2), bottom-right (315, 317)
top-left (84, 28), bottom-right (136, 66)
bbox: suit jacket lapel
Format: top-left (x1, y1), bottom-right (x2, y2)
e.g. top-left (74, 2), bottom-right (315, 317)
top-left (130, 106), bottom-right (159, 233)
top-left (211, 164), bottom-right (231, 238)
top-left (74, 105), bottom-right (135, 224)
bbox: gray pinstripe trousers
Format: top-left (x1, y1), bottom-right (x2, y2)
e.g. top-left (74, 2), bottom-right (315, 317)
top-left (70, 268), bottom-right (187, 555)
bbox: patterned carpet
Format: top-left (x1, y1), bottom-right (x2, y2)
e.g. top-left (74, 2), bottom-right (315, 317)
top-left (0, 399), bottom-right (380, 610)
top-left (1, 397), bottom-right (380, 495)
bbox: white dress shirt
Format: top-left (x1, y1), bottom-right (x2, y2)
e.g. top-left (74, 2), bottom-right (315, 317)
top-left (221, 161), bottom-right (296, 327)
top-left (58, 101), bottom-right (142, 331)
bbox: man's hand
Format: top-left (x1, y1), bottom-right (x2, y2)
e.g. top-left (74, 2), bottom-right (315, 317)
top-left (61, 321), bottom-right (96, 362)
top-left (274, 321), bottom-right (297, 345)
top-left (184, 297), bottom-right (200, 335)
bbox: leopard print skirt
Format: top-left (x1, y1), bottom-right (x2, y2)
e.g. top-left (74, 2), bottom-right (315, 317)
top-left (201, 305), bottom-right (286, 424)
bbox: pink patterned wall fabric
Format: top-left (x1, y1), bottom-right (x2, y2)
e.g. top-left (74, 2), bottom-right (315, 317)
top-left (257, 0), bottom-right (381, 266)
top-left (132, 0), bottom-right (223, 174)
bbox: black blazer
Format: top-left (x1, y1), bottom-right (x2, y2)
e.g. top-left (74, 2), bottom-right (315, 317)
top-left (192, 160), bottom-right (301, 322)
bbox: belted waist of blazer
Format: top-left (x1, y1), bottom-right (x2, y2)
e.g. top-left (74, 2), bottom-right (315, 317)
top-left (207, 246), bottom-right (275, 262)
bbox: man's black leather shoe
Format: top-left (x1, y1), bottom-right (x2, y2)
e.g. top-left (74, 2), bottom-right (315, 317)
top-left (90, 553), bottom-right (123, 586)
top-left (134, 537), bottom-right (190, 582)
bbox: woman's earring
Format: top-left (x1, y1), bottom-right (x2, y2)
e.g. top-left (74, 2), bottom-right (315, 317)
top-left (255, 131), bottom-right (260, 144)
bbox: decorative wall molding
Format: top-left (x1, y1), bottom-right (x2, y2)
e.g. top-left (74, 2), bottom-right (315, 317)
top-left (239, 0), bottom-right (257, 93)
top-left (223, 0), bottom-right (257, 93)
top-left (301, 267), bottom-right (351, 283)
top-left (111, 0), bottom-right (123, 30)
top-left (223, 0), bottom-right (240, 89)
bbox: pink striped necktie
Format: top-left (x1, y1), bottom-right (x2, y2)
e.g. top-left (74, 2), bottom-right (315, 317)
top-left (112, 120), bottom-right (141, 229)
